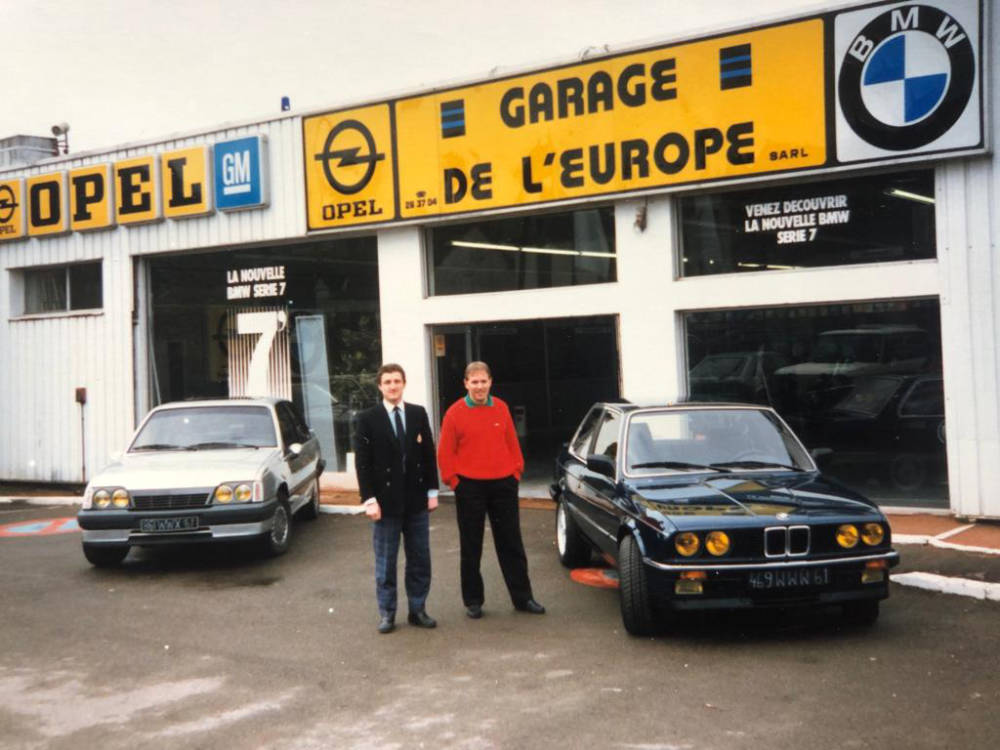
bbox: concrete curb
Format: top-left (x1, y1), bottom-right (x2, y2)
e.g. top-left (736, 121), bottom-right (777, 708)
top-left (0, 497), bottom-right (80, 507)
top-left (894, 572), bottom-right (1000, 602)
top-left (319, 504), bottom-right (366, 516)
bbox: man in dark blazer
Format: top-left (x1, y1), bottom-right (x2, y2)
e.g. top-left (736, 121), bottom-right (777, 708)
top-left (354, 363), bottom-right (439, 634)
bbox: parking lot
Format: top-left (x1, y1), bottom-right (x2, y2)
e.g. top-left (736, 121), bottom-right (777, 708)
top-left (1, 500), bottom-right (998, 749)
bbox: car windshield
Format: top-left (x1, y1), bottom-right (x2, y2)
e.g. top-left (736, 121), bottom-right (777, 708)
top-left (625, 409), bottom-right (811, 476)
top-left (129, 405), bottom-right (278, 451)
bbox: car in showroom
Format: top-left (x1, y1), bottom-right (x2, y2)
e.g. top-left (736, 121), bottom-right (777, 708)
top-left (552, 402), bottom-right (899, 635)
top-left (77, 398), bottom-right (324, 567)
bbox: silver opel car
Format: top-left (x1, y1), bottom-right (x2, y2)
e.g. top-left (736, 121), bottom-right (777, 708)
top-left (77, 398), bottom-right (324, 567)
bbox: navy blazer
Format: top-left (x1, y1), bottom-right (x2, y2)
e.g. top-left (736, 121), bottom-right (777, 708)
top-left (354, 402), bottom-right (439, 516)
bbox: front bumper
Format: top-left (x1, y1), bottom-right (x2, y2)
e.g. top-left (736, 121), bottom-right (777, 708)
top-left (77, 498), bottom-right (279, 546)
top-left (643, 550), bottom-right (900, 611)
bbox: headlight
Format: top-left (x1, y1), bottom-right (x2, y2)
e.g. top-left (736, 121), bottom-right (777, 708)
top-left (861, 523), bottom-right (885, 546)
top-left (675, 532), bottom-right (700, 557)
top-left (836, 524), bottom-right (859, 548)
top-left (705, 530), bottom-right (731, 556)
top-left (112, 489), bottom-right (130, 508)
top-left (94, 489), bottom-right (112, 509)
top-left (214, 483), bottom-right (254, 504)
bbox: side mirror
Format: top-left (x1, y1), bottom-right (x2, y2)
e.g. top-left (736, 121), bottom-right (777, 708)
top-left (586, 453), bottom-right (616, 478)
top-left (108, 450), bottom-right (122, 463)
top-left (810, 447), bottom-right (833, 466)
top-left (288, 442), bottom-right (303, 457)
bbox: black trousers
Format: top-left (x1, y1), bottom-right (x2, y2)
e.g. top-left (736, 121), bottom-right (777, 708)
top-left (454, 475), bottom-right (533, 607)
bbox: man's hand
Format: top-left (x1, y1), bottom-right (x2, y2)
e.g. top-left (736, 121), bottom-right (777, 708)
top-left (364, 500), bottom-right (382, 521)
top-left (428, 494), bottom-right (439, 512)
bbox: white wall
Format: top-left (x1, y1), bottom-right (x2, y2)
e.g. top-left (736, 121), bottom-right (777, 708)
top-left (0, 116), bottom-right (305, 483)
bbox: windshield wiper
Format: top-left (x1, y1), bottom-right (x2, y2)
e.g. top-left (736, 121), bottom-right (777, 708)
top-left (130, 443), bottom-right (182, 452)
top-left (186, 441), bottom-right (258, 450)
top-left (710, 460), bottom-right (802, 471)
top-left (631, 461), bottom-right (730, 472)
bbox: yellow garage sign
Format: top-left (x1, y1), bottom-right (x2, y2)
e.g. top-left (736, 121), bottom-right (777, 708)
top-left (26, 172), bottom-right (69, 237)
top-left (395, 19), bottom-right (825, 219)
top-left (303, 104), bottom-right (396, 229)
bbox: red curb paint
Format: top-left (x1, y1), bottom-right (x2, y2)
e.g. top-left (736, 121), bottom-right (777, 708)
top-left (570, 567), bottom-right (620, 589)
top-left (0, 518), bottom-right (80, 538)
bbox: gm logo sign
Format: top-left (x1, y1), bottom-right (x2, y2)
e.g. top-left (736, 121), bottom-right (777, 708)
top-left (214, 135), bottom-right (269, 211)
top-left (834, 0), bottom-right (982, 162)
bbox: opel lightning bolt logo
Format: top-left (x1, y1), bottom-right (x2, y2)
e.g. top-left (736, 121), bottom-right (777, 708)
top-left (0, 185), bottom-right (18, 224)
top-left (314, 119), bottom-right (385, 195)
top-left (838, 4), bottom-right (975, 151)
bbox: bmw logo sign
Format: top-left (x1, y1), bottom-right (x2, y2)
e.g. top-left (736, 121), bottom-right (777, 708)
top-left (838, 3), bottom-right (976, 152)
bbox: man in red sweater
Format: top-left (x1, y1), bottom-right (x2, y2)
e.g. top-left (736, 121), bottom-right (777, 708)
top-left (438, 361), bottom-right (545, 618)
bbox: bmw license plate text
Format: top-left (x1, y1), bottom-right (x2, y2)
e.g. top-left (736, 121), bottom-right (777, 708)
top-left (748, 567), bottom-right (829, 590)
top-left (140, 516), bottom-right (198, 533)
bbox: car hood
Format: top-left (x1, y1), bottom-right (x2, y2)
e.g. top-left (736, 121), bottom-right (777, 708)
top-left (630, 473), bottom-right (881, 530)
top-left (90, 448), bottom-right (278, 490)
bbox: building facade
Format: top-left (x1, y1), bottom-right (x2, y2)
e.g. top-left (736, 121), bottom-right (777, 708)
top-left (2, 0), bottom-right (997, 517)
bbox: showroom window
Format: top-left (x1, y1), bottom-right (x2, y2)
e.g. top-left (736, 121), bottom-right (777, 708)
top-left (427, 207), bottom-right (616, 295)
top-left (21, 262), bottom-right (103, 314)
top-left (684, 298), bottom-right (946, 507)
top-left (679, 170), bottom-right (935, 276)
top-left (148, 238), bottom-right (380, 472)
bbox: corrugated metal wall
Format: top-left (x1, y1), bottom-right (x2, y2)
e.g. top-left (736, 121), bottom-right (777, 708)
top-left (936, 3), bottom-right (1000, 518)
top-left (0, 116), bottom-right (305, 483)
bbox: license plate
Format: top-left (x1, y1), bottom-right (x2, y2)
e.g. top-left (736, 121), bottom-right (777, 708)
top-left (748, 567), bottom-right (829, 590)
top-left (140, 516), bottom-right (198, 533)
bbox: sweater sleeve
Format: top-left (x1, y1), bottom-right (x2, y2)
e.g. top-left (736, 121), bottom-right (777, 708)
top-left (437, 407), bottom-right (459, 489)
top-left (501, 402), bottom-right (524, 480)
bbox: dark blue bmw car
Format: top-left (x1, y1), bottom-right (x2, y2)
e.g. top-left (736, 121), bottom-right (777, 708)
top-left (552, 403), bottom-right (899, 636)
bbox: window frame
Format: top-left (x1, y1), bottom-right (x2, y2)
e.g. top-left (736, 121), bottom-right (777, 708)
top-left (12, 260), bottom-right (104, 318)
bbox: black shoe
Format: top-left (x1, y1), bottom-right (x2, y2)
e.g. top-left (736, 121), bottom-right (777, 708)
top-left (465, 604), bottom-right (483, 619)
top-left (407, 610), bottom-right (437, 628)
top-left (514, 599), bottom-right (546, 615)
top-left (378, 613), bottom-right (395, 634)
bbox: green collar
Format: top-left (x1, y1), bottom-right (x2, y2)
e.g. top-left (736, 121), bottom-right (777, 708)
top-left (464, 394), bottom-right (494, 408)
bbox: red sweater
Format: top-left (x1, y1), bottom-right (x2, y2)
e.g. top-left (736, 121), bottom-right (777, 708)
top-left (437, 396), bottom-right (524, 488)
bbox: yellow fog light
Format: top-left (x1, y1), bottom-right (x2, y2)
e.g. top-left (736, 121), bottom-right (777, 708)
top-left (214, 485), bottom-right (234, 504)
top-left (94, 489), bottom-right (111, 508)
top-left (234, 484), bottom-right (253, 503)
top-left (112, 489), bottom-right (130, 508)
top-left (706, 531), bottom-right (731, 556)
top-left (675, 570), bottom-right (706, 595)
top-left (861, 523), bottom-right (885, 546)
top-left (836, 524), bottom-right (859, 548)
top-left (675, 532), bottom-right (700, 557)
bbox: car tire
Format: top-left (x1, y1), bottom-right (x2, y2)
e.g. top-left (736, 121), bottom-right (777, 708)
top-left (298, 477), bottom-right (321, 520)
top-left (82, 543), bottom-right (129, 567)
top-left (618, 534), bottom-right (656, 636)
top-left (556, 497), bottom-right (591, 568)
top-left (842, 599), bottom-right (880, 626)
top-left (262, 499), bottom-right (292, 557)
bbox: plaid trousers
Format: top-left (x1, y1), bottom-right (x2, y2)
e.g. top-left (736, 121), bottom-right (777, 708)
top-left (372, 510), bottom-right (431, 616)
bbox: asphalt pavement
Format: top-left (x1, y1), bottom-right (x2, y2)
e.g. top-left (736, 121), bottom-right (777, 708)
top-left (4, 486), bottom-right (998, 599)
top-left (1, 495), bottom-right (998, 749)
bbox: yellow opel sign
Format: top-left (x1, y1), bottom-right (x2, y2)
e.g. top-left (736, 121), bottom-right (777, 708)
top-left (26, 172), bottom-right (69, 237)
top-left (395, 20), bottom-right (825, 219)
top-left (162, 146), bottom-right (212, 218)
top-left (0, 179), bottom-right (25, 241)
top-left (303, 104), bottom-right (396, 229)
top-left (115, 155), bottom-right (161, 225)
top-left (70, 164), bottom-right (115, 232)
